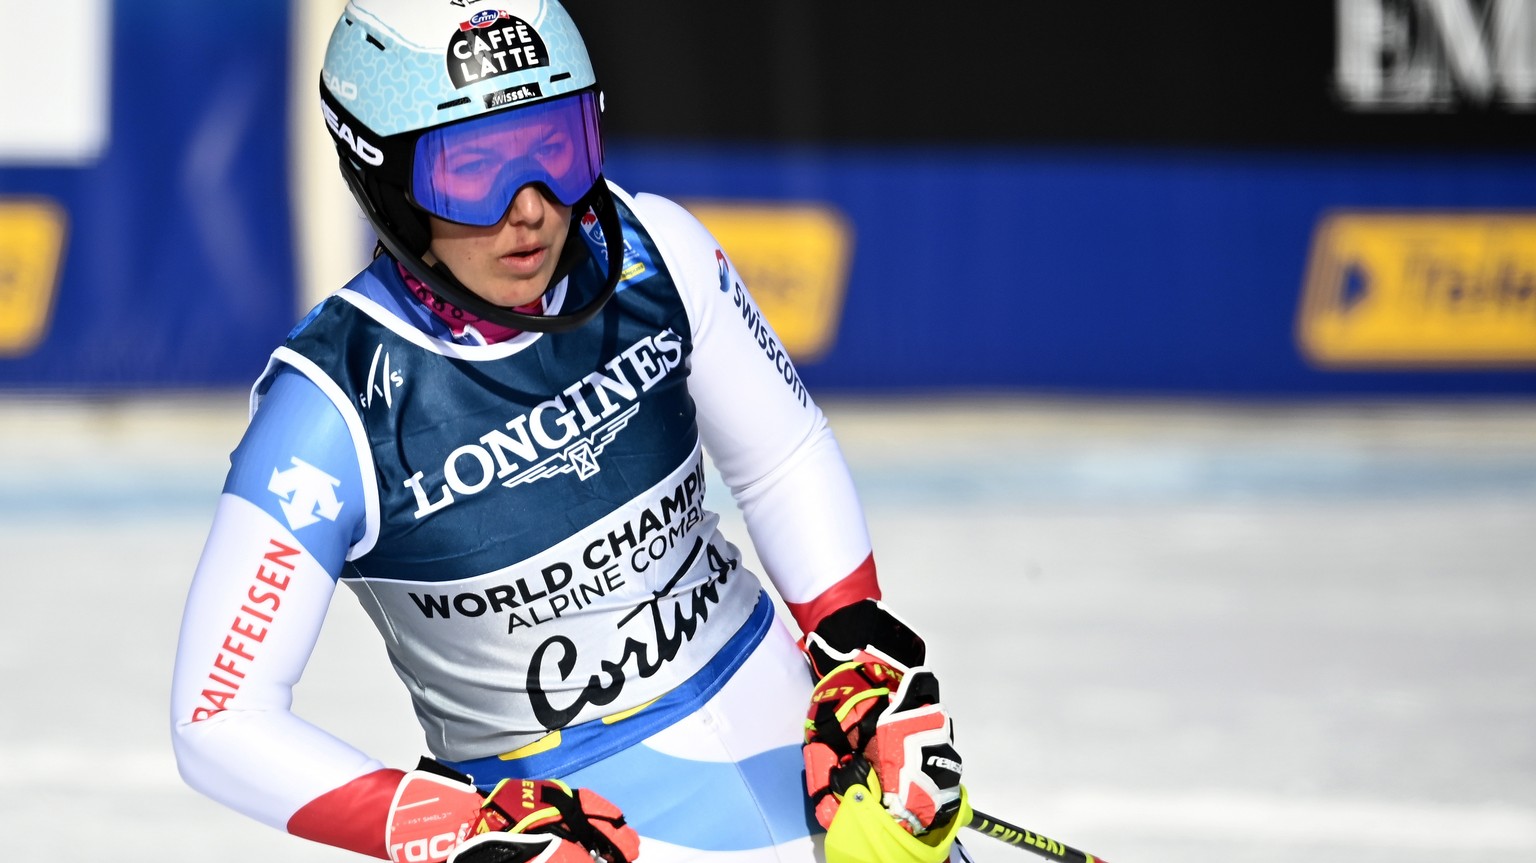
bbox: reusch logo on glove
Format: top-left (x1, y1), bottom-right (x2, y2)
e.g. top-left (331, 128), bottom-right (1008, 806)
top-left (926, 754), bottom-right (962, 774)
top-left (448, 13), bottom-right (548, 88)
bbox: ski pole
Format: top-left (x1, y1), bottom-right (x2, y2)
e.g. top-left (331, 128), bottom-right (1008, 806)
top-left (967, 807), bottom-right (1109, 863)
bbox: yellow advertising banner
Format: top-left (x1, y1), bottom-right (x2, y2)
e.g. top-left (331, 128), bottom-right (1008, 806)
top-left (684, 201), bottom-right (853, 362)
top-left (1297, 212), bottom-right (1536, 367)
top-left (0, 199), bottom-right (68, 357)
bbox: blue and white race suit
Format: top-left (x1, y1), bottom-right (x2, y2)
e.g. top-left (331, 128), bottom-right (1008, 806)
top-left (171, 184), bottom-right (895, 861)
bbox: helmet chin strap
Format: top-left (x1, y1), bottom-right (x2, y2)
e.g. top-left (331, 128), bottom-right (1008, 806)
top-left (340, 154), bottom-right (624, 334)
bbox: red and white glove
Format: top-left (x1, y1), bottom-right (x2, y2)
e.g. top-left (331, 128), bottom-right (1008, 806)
top-left (802, 599), bottom-right (964, 835)
top-left (386, 766), bottom-right (639, 863)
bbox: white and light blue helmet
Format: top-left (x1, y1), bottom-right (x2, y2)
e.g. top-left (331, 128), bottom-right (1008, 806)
top-left (319, 0), bottom-right (620, 332)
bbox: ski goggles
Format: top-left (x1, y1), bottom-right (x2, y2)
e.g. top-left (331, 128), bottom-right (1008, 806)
top-left (409, 89), bottom-right (603, 226)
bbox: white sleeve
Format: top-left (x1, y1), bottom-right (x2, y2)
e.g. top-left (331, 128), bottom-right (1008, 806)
top-left (170, 371), bottom-right (387, 833)
top-left (627, 190), bottom-right (876, 608)
top-left (170, 496), bottom-right (387, 829)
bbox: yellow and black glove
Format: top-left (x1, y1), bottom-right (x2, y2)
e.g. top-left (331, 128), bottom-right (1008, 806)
top-left (385, 765), bottom-right (638, 863)
top-left (803, 600), bottom-right (968, 863)
top-left (451, 778), bottom-right (639, 863)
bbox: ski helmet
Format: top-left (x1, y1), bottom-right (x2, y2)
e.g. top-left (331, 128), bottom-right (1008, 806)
top-left (319, 0), bottom-right (621, 333)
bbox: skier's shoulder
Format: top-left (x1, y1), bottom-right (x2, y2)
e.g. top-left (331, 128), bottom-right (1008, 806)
top-left (609, 184), bottom-right (729, 319)
top-left (611, 183), bottom-right (716, 259)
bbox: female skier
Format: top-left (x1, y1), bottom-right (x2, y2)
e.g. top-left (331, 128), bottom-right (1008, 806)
top-left (171, 3), bottom-right (968, 861)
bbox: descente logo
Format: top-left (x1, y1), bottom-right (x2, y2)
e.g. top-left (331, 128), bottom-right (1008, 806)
top-left (404, 329), bottom-right (683, 518)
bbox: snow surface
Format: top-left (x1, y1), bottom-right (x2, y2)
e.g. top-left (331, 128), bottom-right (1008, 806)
top-left (3, 393), bottom-right (1532, 862)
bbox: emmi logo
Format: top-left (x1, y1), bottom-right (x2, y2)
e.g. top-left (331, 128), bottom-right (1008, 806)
top-left (1337, 0), bottom-right (1536, 110)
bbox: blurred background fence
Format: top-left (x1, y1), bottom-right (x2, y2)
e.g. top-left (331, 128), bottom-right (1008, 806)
top-left (2, 0), bottom-right (1533, 396)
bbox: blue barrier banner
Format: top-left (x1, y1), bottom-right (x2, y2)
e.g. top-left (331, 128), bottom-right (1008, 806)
top-left (0, 1), bottom-right (295, 389)
top-left (1, 4), bottom-right (1531, 398)
top-left (609, 144), bottom-right (1536, 397)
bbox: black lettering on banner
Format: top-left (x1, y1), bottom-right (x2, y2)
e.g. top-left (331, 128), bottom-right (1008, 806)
top-left (526, 538), bottom-right (739, 729)
top-left (447, 14), bottom-right (549, 89)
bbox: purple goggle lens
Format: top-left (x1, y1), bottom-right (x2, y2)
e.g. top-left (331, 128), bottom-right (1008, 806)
top-left (410, 90), bottom-right (602, 226)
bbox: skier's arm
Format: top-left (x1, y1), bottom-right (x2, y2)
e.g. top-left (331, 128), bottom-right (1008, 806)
top-left (802, 599), bottom-right (965, 839)
top-left (633, 194), bottom-right (965, 861)
top-left (170, 368), bottom-right (402, 857)
top-left (171, 369), bottom-right (639, 863)
top-left (631, 191), bottom-right (880, 632)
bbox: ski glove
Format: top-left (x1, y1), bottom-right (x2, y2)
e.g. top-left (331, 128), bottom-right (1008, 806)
top-left (386, 767), bottom-right (639, 863)
top-left (803, 599), bottom-right (964, 835)
top-left (451, 778), bottom-right (639, 863)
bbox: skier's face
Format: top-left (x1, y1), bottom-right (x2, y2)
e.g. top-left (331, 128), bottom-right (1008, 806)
top-left (426, 184), bottom-right (572, 308)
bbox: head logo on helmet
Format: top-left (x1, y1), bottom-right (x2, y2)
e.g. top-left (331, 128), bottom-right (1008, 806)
top-left (448, 13), bottom-right (548, 89)
top-left (318, 0), bottom-right (621, 334)
top-left (321, 100), bottom-right (383, 167)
